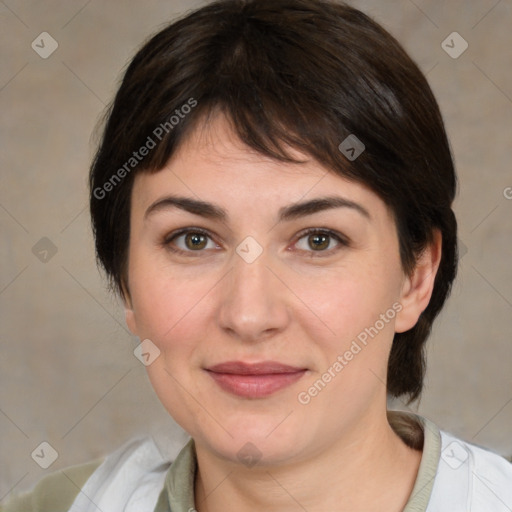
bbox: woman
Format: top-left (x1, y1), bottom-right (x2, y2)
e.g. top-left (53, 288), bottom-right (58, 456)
top-left (3, 0), bottom-right (511, 510)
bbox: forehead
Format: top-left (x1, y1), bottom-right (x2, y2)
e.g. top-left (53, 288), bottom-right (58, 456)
top-left (131, 113), bottom-right (392, 224)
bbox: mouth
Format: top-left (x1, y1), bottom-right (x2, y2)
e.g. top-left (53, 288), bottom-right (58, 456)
top-left (204, 361), bottom-right (308, 398)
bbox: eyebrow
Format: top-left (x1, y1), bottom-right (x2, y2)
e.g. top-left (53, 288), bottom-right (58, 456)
top-left (144, 194), bottom-right (371, 223)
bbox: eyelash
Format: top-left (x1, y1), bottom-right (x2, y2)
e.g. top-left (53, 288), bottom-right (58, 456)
top-left (161, 227), bottom-right (349, 258)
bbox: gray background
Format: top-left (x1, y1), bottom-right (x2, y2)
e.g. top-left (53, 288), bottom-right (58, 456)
top-left (1, 0), bottom-right (511, 498)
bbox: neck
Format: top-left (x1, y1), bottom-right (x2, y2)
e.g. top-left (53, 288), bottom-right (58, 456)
top-left (193, 410), bottom-right (422, 512)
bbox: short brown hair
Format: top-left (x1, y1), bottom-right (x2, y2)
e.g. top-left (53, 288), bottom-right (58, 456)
top-left (89, 0), bottom-right (458, 402)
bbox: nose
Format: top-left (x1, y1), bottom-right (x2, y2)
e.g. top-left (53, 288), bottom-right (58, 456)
top-left (217, 246), bottom-right (291, 343)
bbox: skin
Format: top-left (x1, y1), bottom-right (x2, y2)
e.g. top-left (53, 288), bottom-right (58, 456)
top-left (125, 113), bottom-right (442, 512)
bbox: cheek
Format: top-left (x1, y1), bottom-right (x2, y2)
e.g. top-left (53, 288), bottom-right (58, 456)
top-left (295, 264), bottom-right (399, 343)
top-left (289, 264), bottom-right (402, 407)
top-left (129, 242), bottom-right (204, 330)
top-left (128, 265), bottom-right (220, 431)
top-left (130, 271), bottom-right (213, 345)
top-left (294, 274), bottom-right (399, 411)
top-left (128, 257), bottom-right (227, 391)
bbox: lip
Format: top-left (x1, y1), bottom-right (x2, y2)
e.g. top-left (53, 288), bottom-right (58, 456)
top-left (205, 360), bottom-right (307, 398)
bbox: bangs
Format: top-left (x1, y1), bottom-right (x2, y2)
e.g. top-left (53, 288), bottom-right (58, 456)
top-left (135, 18), bottom-right (368, 179)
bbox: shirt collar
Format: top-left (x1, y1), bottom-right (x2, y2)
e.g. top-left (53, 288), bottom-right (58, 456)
top-left (157, 437), bottom-right (197, 512)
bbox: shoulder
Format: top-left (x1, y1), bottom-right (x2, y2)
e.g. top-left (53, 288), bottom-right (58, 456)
top-left (1, 435), bottom-right (187, 512)
top-left (428, 430), bottom-right (512, 511)
top-left (0, 459), bottom-right (103, 512)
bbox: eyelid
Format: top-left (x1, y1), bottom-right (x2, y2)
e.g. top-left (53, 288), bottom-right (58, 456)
top-left (163, 226), bottom-right (211, 244)
top-left (292, 227), bottom-right (350, 257)
top-left (162, 227), bottom-right (219, 255)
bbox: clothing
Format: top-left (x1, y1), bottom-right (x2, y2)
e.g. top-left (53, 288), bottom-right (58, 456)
top-left (2, 412), bottom-right (511, 511)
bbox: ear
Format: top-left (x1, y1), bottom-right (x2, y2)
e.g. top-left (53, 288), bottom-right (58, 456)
top-left (121, 289), bottom-right (139, 337)
top-left (395, 229), bottom-right (442, 333)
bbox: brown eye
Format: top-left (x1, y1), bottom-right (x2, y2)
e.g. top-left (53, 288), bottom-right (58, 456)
top-left (184, 232), bottom-right (208, 250)
top-left (307, 233), bottom-right (330, 251)
top-left (294, 229), bottom-right (348, 256)
top-left (164, 228), bottom-right (218, 254)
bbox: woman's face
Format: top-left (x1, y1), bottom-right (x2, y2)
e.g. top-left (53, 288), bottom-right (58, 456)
top-left (125, 114), bottom-right (424, 466)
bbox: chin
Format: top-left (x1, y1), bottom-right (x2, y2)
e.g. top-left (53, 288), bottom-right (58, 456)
top-left (215, 435), bottom-right (302, 468)
top-left (196, 413), bottom-right (311, 467)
